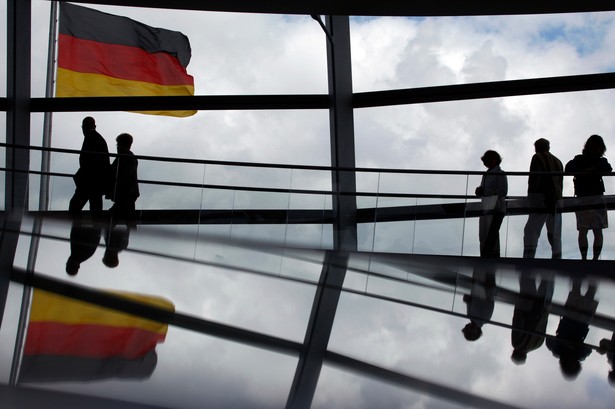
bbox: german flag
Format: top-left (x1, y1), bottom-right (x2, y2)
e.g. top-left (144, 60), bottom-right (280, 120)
top-left (57, 2), bottom-right (196, 117)
top-left (19, 289), bottom-right (174, 383)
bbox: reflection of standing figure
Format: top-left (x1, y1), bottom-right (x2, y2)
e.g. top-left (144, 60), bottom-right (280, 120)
top-left (523, 138), bottom-right (563, 259)
top-left (66, 220), bottom-right (102, 276)
top-left (103, 225), bottom-right (131, 268)
top-left (598, 332), bottom-right (615, 386)
top-left (565, 134), bottom-right (612, 260)
top-left (69, 117), bottom-right (111, 219)
top-left (462, 268), bottom-right (496, 341)
top-left (511, 274), bottom-right (554, 364)
top-left (546, 278), bottom-right (598, 380)
top-left (475, 150), bottom-right (508, 258)
top-left (107, 133), bottom-right (140, 226)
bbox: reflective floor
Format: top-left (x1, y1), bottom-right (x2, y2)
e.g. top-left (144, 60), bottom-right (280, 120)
top-left (1, 216), bottom-right (615, 409)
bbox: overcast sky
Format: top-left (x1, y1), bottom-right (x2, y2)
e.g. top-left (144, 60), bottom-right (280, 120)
top-left (1, 2), bottom-right (615, 409)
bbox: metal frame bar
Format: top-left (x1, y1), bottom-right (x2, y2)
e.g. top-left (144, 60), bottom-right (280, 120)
top-left (44, 0), bottom-right (615, 16)
top-left (1, 0), bottom-right (31, 330)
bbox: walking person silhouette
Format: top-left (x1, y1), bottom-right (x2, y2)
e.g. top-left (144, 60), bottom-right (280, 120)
top-left (69, 117), bottom-right (111, 219)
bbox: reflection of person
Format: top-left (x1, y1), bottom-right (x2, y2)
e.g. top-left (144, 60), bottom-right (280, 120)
top-left (475, 150), bottom-right (508, 258)
top-left (510, 274), bottom-right (554, 365)
top-left (462, 268), bottom-right (496, 341)
top-left (546, 278), bottom-right (598, 380)
top-left (598, 332), bottom-right (615, 386)
top-left (66, 220), bottom-right (102, 276)
top-left (69, 117), bottom-right (111, 218)
top-left (103, 224), bottom-right (130, 268)
top-left (107, 133), bottom-right (140, 225)
top-left (565, 134), bottom-right (612, 260)
top-left (523, 138), bottom-right (563, 259)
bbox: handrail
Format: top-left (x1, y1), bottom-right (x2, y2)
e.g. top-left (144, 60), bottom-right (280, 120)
top-left (1, 142), bottom-right (611, 177)
top-left (6, 166), bottom-right (615, 204)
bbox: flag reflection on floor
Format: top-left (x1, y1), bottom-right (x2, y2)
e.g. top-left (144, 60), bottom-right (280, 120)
top-left (19, 289), bottom-right (174, 383)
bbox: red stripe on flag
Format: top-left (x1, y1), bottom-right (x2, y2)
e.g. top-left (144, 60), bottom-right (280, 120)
top-left (57, 33), bottom-right (194, 86)
top-left (24, 322), bottom-right (166, 359)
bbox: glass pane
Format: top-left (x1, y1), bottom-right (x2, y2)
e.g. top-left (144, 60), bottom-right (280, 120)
top-left (350, 13), bottom-right (615, 92)
top-left (31, 1), bottom-right (328, 97)
top-left (329, 262), bottom-right (615, 409)
top-left (14, 216), bottom-right (318, 342)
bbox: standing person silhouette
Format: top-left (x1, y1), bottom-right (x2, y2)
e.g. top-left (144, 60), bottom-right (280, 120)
top-left (475, 150), bottom-right (508, 258)
top-left (523, 138), bottom-right (564, 259)
top-left (107, 133), bottom-right (140, 226)
top-left (565, 134), bottom-right (612, 260)
top-left (69, 117), bottom-right (111, 219)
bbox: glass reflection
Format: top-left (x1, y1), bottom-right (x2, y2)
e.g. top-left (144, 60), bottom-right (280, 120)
top-left (65, 219), bottom-right (102, 276)
top-left (546, 277), bottom-right (598, 381)
top-left (19, 289), bottom-right (173, 383)
top-left (510, 272), bottom-right (554, 365)
top-left (2, 220), bottom-right (615, 407)
top-left (461, 267), bottom-right (496, 342)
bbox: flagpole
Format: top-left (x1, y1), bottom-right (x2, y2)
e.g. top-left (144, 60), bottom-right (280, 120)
top-left (9, 1), bottom-right (58, 386)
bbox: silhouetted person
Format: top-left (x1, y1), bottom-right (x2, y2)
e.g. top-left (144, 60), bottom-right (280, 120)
top-left (510, 273), bottom-right (554, 365)
top-left (69, 117), bottom-right (111, 219)
top-left (462, 268), bottom-right (496, 341)
top-left (546, 278), bottom-right (597, 380)
top-left (565, 134), bottom-right (612, 260)
top-left (107, 133), bottom-right (140, 226)
top-left (475, 150), bottom-right (507, 258)
top-left (598, 332), bottom-right (615, 386)
top-left (66, 220), bottom-right (102, 276)
top-left (103, 224), bottom-right (130, 268)
top-left (523, 138), bottom-right (563, 259)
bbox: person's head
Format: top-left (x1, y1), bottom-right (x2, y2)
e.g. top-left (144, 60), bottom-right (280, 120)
top-left (534, 138), bottom-right (550, 153)
top-left (103, 249), bottom-right (119, 268)
top-left (66, 258), bottom-right (80, 276)
top-left (82, 116), bottom-right (96, 132)
top-left (559, 355), bottom-right (582, 381)
top-left (511, 349), bottom-right (527, 365)
top-left (116, 133), bottom-right (133, 151)
top-left (462, 322), bottom-right (483, 341)
top-left (583, 134), bottom-right (607, 157)
top-left (481, 150), bottom-right (502, 169)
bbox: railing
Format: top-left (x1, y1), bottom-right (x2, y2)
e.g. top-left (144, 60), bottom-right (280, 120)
top-left (2, 142), bottom-right (615, 260)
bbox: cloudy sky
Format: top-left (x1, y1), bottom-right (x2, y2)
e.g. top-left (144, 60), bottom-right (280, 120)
top-left (1, 2), bottom-right (615, 409)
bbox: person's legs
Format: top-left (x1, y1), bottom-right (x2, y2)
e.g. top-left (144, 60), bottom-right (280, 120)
top-left (110, 200), bottom-right (136, 225)
top-left (578, 229), bottom-right (589, 260)
top-left (86, 191), bottom-right (104, 221)
top-left (88, 192), bottom-right (102, 211)
top-left (592, 228), bottom-right (604, 260)
top-left (482, 212), bottom-right (504, 257)
top-left (546, 212), bottom-right (562, 259)
top-left (523, 212), bottom-right (546, 258)
top-left (69, 188), bottom-right (88, 216)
